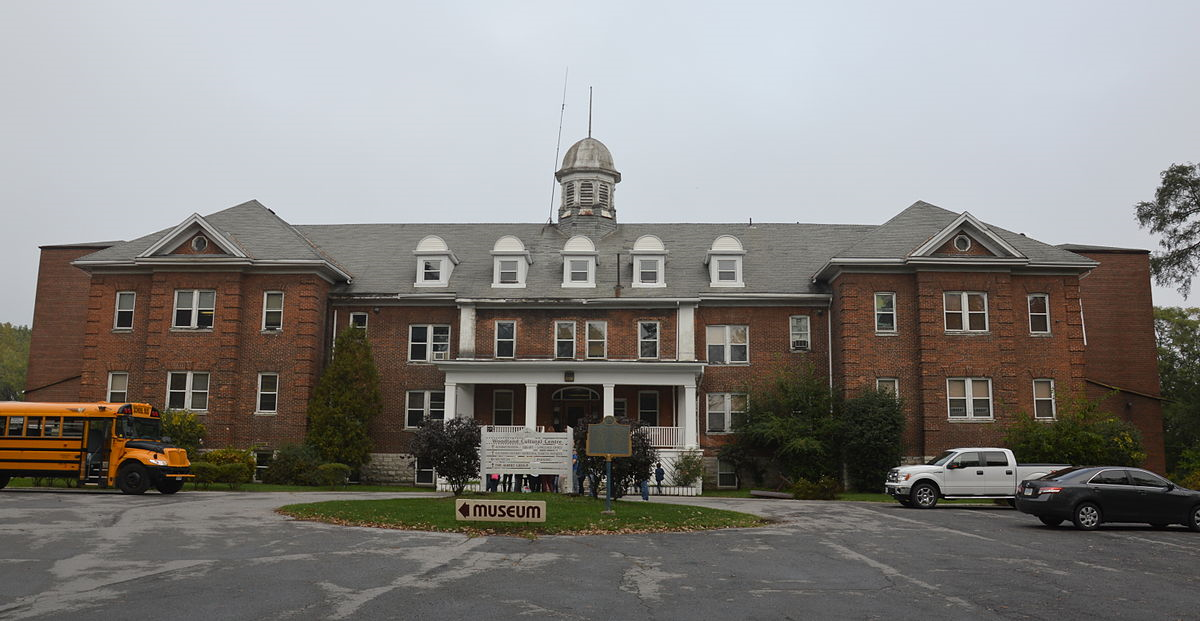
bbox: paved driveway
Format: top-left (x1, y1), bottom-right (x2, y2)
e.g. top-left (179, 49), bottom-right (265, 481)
top-left (1, 490), bottom-right (1198, 620)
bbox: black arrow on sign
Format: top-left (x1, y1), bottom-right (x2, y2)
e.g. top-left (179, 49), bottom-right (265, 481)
top-left (458, 502), bottom-right (470, 518)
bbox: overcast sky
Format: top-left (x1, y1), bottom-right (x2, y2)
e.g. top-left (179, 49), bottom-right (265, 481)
top-left (2, 1), bottom-right (1198, 326)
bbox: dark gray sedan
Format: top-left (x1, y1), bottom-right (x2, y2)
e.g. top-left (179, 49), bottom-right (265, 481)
top-left (1015, 466), bottom-right (1200, 531)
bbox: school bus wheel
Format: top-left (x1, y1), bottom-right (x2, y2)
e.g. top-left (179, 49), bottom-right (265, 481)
top-left (156, 478), bottom-right (184, 495)
top-left (117, 463), bottom-right (150, 495)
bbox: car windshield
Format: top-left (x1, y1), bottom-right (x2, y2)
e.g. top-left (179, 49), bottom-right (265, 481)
top-left (117, 416), bottom-right (164, 441)
top-left (927, 451), bottom-right (956, 466)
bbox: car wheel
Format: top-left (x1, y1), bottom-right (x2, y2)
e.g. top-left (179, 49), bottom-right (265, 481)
top-left (116, 463), bottom-right (150, 495)
top-left (155, 478), bottom-right (184, 494)
top-left (1188, 505), bottom-right (1200, 533)
top-left (1039, 516), bottom-right (1063, 527)
top-left (1072, 502), bottom-right (1102, 531)
top-left (911, 482), bottom-right (938, 509)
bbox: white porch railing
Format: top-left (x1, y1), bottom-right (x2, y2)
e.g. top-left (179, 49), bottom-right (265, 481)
top-left (642, 426), bottom-right (684, 448)
top-left (485, 425), bottom-right (545, 433)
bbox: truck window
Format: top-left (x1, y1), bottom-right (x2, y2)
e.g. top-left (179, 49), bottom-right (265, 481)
top-left (953, 452), bottom-right (982, 468)
top-left (927, 451), bottom-right (956, 466)
top-left (983, 451), bottom-right (1008, 466)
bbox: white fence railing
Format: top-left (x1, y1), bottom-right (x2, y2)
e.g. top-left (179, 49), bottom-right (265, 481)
top-left (641, 426), bottom-right (683, 448)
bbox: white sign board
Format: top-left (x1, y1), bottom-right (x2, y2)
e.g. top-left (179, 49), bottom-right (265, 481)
top-left (480, 427), bottom-right (573, 477)
top-left (455, 498), bottom-right (547, 522)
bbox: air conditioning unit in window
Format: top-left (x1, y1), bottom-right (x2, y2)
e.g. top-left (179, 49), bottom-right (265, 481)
top-left (432, 351), bottom-right (448, 361)
top-left (792, 339), bottom-right (809, 350)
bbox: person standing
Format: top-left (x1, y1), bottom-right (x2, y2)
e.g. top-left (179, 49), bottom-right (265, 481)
top-left (640, 477), bottom-right (650, 501)
top-left (654, 462), bottom-right (665, 494)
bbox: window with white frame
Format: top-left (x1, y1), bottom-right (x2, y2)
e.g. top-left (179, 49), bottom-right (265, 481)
top-left (944, 291), bottom-right (988, 332)
top-left (1028, 293), bottom-right (1050, 334)
top-left (638, 391), bottom-right (659, 426)
top-left (262, 291), bottom-right (284, 331)
top-left (410, 325), bottom-right (451, 361)
top-left (107, 372), bottom-right (129, 402)
top-left (555, 321), bottom-right (576, 359)
top-left (1033, 379), bottom-right (1056, 419)
top-left (632, 235), bottom-right (667, 288)
top-left (875, 292), bottom-right (896, 333)
top-left (706, 392), bottom-right (747, 434)
top-left (492, 236), bottom-right (530, 288)
top-left (706, 235), bottom-right (745, 287)
top-left (876, 377), bottom-right (899, 398)
top-left (114, 292), bottom-right (135, 330)
top-left (493, 390), bottom-right (514, 426)
top-left (706, 325), bottom-right (748, 364)
top-left (495, 320), bottom-right (516, 358)
top-left (638, 321), bottom-right (660, 359)
top-left (421, 258), bottom-right (442, 283)
top-left (406, 390), bottom-right (446, 428)
top-left (561, 236), bottom-right (597, 288)
top-left (167, 371), bottom-right (210, 411)
top-left (414, 236), bottom-right (456, 287)
top-left (789, 315), bottom-right (810, 351)
top-left (498, 259), bottom-right (519, 284)
top-left (349, 312), bottom-right (368, 330)
top-left (257, 373), bottom-right (278, 413)
top-left (947, 378), bottom-right (992, 419)
top-left (173, 289), bottom-right (215, 329)
top-left (586, 321), bottom-right (607, 359)
top-left (717, 459), bottom-right (738, 488)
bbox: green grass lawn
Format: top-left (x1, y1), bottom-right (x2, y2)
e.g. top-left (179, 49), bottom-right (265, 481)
top-left (278, 492), bottom-right (767, 537)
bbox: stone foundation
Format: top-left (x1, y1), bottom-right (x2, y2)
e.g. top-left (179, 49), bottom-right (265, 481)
top-left (360, 453), bottom-right (417, 485)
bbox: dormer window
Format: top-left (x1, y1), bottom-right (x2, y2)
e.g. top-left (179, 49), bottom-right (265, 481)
top-left (492, 236), bottom-right (531, 288)
top-left (414, 235), bottom-right (458, 288)
top-left (706, 235), bottom-right (745, 287)
top-left (561, 236), bottom-right (597, 288)
top-left (631, 235), bottom-right (667, 288)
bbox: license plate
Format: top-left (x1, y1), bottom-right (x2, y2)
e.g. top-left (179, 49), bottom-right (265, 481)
top-left (1024, 488), bottom-right (1034, 496)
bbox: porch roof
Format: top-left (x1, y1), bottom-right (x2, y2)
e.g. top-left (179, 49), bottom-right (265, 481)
top-left (434, 360), bottom-right (705, 387)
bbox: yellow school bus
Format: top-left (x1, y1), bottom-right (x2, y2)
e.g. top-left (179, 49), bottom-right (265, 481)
top-left (0, 401), bottom-right (192, 494)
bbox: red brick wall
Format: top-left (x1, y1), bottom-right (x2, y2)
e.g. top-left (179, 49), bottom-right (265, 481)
top-left (26, 245), bottom-right (112, 401)
top-left (474, 307), bottom-right (676, 360)
top-left (1074, 250), bottom-right (1165, 472)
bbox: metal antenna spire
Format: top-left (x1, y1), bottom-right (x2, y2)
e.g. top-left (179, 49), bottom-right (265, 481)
top-left (588, 86), bottom-right (593, 138)
top-left (548, 68), bottom-right (569, 223)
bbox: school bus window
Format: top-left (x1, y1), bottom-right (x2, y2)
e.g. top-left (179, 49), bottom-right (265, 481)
top-left (7, 416), bottom-right (25, 436)
top-left (63, 418), bottom-right (85, 438)
top-left (44, 417), bottom-right (61, 437)
top-left (117, 416), bottom-right (163, 441)
top-left (25, 417), bottom-right (43, 436)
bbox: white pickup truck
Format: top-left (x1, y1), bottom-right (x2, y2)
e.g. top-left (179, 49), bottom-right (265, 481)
top-left (885, 447), bottom-right (1068, 509)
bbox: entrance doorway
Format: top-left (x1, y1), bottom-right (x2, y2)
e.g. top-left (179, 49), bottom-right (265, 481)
top-left (551, 386), bottom-right (601, 430)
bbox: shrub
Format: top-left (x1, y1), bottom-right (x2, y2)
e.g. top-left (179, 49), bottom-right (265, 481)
top-left (411, 418), bottom-right (481, 495)
top-left (161, 409), bottom-right (205, 459)
top-left (202, 448), bottom-right (257, 469)
top-left (215, 462), bottom-right (254, 489)
top-left (1006, 393), bottom-right (1147, 466)
top-left (189, 462), bottom-right (220, 490)
top-left (841, 389), bottom-right (904, 492)
top-left (314, 463), bottom-right (352, 489)
top-left (791, 476), bottom-right (841, 500)
top-left (670, 449), bottom-right (705, 487)
top-left (1179, 470), bottom-right (1200, 491)
top-left (573, 418), bottom-right (658, 499)
top-left (263, 444), bottom-right (325, 485)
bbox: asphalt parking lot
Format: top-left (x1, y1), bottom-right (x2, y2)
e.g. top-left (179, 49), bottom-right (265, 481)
top-left (1, 490), bottom-right (1197, 620)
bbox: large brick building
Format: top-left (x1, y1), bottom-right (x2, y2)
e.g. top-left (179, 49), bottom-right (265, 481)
top-left (24, 136), bottom-right (1165, 483)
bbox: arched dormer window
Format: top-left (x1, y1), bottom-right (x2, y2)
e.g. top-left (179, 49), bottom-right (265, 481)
top-left (631, 235), bottom-right (667, 288)
top-left (492, 235), bottom-right (531, 288)
top-left (562, 235), bottom-right (597, 288)
top-left (705, 235), bottom-right (745, 287)
top-left (414, 235), bottom-right (459, 287)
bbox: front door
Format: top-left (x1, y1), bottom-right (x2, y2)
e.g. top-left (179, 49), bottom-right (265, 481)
top-left (565, 405), bottom-right (588, 430)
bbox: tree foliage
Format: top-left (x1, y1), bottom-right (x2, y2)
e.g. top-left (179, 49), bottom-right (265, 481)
top-left (161, 409), bottom-right (206, 459)
top-left (306, 327), bottom-right (383, 472)
top-left (1005, 393), bottom-right (1146, 467)
top-left (573, 418), bottom-right (657, 498)
top-left (1154, 306), bottom-right (1200, 477)
top-left (722, 364), bottom-right (840, 486)
top-left (1135, 162), bottom-right (1200, 297)
top-left (841, 389), bottom-right (904, 492)
top-left (0, 323), bottom-right (31, 401)
top-left (410, 417), bottom-right (480, 495)
top-left (262, 444), bottom-right (325, 485)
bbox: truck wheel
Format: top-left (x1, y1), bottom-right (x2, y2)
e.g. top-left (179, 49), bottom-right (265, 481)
top-left (1072, 502), bottom-right (1102, 531)
top-left (911, 482), bottom-right (939, 509)
top-left (1038, 516), bottom-right (1063, 527)
top-left (0, 474), bottom-right (10, 489)
top-left (156, 478), bottom-right (184, 495)
top-left (117, 464), bottom-right (151, 495)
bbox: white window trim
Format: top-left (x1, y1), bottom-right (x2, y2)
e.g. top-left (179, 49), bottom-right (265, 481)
top-left (1033, 378), bottom-right (1056, 420)
top-left (561, 256), bottom-right (597, 288)
top-left (492, 257), bottom-right (529, 288)
top-left (405, 390), bottom-right (446, 429)
top-left (256, 372), bottom-right (279, 415)
top-left (172, 289), bottom-right (215, 330)
top-left (876, 377), bottom-right (899, 399)
top-left (706, 392), bottom-right (746, 435)
top-left (707, 256), bottom-right (744, 287)
top-left (493, 389), bottom-right (515, 426)
top-left (943, 291), bottom-right (989, 333)
top-left (495, 320), bottom-right (516, 359)
top-left (167, 371), bottom-right (210, 412)
top-left (789, 315), bottom-right (810, 351)
top-left (409, 324), bottom-right (452, 362)
top-left (874, 292), bottom-right (897, 334)
top-left (415, 257), bottom-right (450, 287)
top-left (262, 291), bottom-right (284, 332)
top-left (349, 312), bottom-right (368, 330)
top-left (637, 390), bottom-right (659, 425)
top-left (706, 325), bottom-right (749, 364)
top-left (113, 291), bottom-right (135, 331)
top-left (947, 377), bottom-right (993, 420)
top-left (1028, 293), bottom-right (1051, 335)
top-left (638, 321), bottom-right (660, 359)
top-left (107, 371), bottom-right (129, 403)
top-left (631, 256), bottom-right (666, 288)
top-left (555, 321), bottom-right (576, 359)
top-left (586, 321), bottom-right (607, 359)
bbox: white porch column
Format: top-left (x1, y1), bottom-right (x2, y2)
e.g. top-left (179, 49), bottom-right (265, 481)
top-left (603, 383), bottom-right (615, 417)
top-left (444, 382), bottom-right (459, 418)
top-left (524, 383), bottom-right (538, 430)
top-left (683, 384), bottom-right (698, 448)
top-left (457, 384), bottom-right (474, 419)
top-left (458, 303), bottom-right (476, 358)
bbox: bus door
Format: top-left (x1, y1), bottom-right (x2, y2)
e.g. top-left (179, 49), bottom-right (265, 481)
top-left (83, 420), bottom-right (111, 481)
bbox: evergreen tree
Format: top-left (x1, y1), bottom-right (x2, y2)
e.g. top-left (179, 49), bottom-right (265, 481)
top-left (0, 323), bottom-right (31, 401)
top-left (841, 388), bottom-right (904, 492)
top-left (1135, 162), bottom-right (1200, 297)
top-left (306, 327), bottom-right (383, 472)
